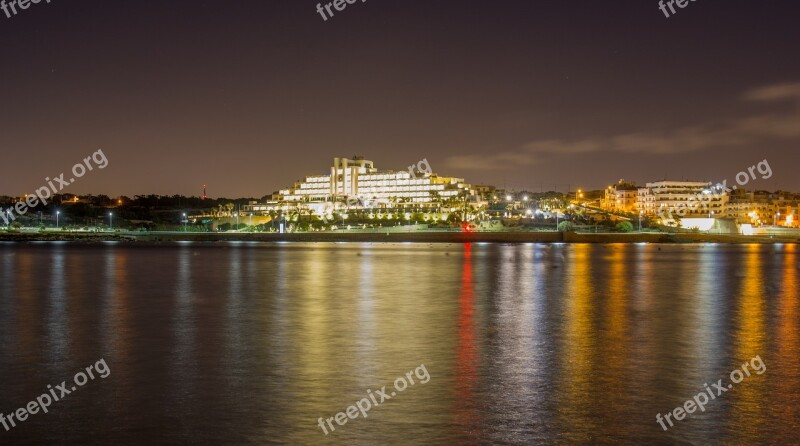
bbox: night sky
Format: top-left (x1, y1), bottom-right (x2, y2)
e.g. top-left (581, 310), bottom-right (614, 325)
top-left (1, 0), bottom-right (799, 197)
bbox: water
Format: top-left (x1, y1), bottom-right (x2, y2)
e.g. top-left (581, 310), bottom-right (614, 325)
top-left (0, 242), bottom-right (797, 445)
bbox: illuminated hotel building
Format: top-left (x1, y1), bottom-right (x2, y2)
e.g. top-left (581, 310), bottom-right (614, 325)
top-left (637, 181), bottom-right (729, 216)
top-left (246, 157), bottom-right (476, 212)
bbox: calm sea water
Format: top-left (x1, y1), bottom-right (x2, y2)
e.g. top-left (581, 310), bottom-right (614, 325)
top-left (0, 242), bottom-right (797, 445)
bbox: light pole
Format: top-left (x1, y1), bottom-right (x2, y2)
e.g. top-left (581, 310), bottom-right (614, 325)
top-left (639, 210), bottom-right (643, 231)
top-left (182, 213), bottom-right (187, 232)
top-left (109, 212), bottom-right (113, 230)
top-left (56, 211), bottom-right (60, 229)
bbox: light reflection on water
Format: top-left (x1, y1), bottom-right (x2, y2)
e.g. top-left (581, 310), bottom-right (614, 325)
top-left (0, 243), bottom-right (797, 445)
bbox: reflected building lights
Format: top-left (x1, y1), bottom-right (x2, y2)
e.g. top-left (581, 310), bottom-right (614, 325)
top-left (454, 243), bottom-right (480, 437)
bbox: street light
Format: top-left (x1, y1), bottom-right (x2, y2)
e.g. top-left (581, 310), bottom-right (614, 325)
top-left (182, 213), bottom-right (187, 232)
top-left (639, 210), bottom-right (643, 231)
top-left (56, 211), bottom-right (60, 229)
top-left (109, 212), bottom-right (113, 230)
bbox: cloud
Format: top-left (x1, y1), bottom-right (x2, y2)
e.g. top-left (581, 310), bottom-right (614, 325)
top-left (743, 82), bottom-right (800, 101)
top-left (445, 82), bottom-right (800, 171)
top-left (446, 152), bottom-right (538, 170)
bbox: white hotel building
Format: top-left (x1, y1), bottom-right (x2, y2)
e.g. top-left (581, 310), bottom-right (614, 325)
top-left (246, 157), bottom-right (475, 213)
top-left (637, 181), bottom-right (729, 217)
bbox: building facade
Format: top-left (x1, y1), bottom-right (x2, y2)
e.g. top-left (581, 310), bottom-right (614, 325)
top-left (245, 157), bottom-right (476, 214)
top-left (601, 180), bottom-right (639, 213)
top-left (637, 181), bottom-right (729, 217)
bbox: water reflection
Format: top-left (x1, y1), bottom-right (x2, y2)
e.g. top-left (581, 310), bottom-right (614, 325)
top-left (559, 243), bottom-right (597, 442)
top-left (0, 243), bottom-right (796, 445)
top-left (47, 245), bottom-right (68, 366)
top-left (773, 244), bottom-right (799, 442)
top-left (454, 244), bottom-right (479, 442)
top-left (728, 245), bottom-right (767, 441)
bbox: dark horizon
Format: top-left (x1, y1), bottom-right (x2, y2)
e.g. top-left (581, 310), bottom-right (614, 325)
top-left (1, 1), bottom-right (799, 197)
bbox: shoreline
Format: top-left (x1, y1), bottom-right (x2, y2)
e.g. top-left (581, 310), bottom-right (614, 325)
top-left (1, 231), bottom-right (798, 244)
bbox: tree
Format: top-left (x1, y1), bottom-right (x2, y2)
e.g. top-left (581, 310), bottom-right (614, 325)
top-left (616, 221), bottom-right (634, 233)
top-left (557, 221), bottom-right (575, 232)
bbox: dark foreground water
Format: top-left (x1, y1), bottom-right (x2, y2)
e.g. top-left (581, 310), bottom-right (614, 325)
top-left (0, 242), bottom-right (797, 445)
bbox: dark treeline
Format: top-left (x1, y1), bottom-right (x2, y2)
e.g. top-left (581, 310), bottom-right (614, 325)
top-left (0, 194), bottom-right (262, 228)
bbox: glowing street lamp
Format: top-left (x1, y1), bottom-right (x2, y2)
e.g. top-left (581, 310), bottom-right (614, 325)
top-left (56, 211), bottom-right (60, 228)
top-left (182, 213), bottom-right (187, 232)
top-left (109, 212), bottom-right (113, 230)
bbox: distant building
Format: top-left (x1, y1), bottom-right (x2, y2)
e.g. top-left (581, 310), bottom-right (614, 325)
top-left (775, 204), bottom-right (800, 227)
top-left (637, 181), bottom-right (729, 217)
top-left (244, 157), bottom-right (477, 214)
top-left (601, 180), bottom-right (639, 213)
top-left (473, 185), bottom-right (497, 201)
top-left (723, 201), bottom-right (776, 225)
